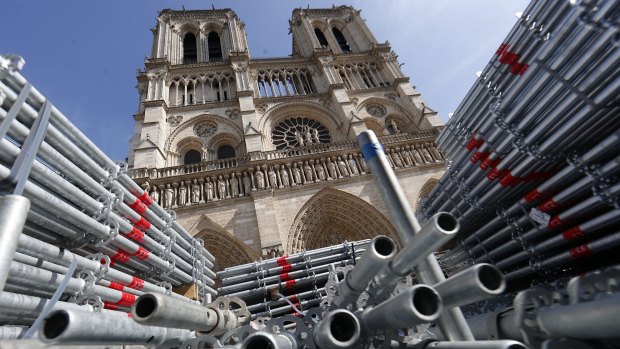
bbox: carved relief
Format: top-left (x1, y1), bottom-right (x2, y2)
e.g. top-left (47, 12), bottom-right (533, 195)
top-left (193, 121), bottom-right (218, 139)
top-left (366, 103), bottom-right (387, 118)
top-left (225, 109), bottom-right (240, 119)
top-left (167, 115), bottom-right (184, 127)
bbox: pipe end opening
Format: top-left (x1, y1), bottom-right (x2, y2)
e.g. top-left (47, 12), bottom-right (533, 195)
top-left (134, 295), bottom-right (157, 319)
top-left (478, 264), bottom-right (505, 292)
top-left (436, 212), bottom-right (458, 233)
top-left (43, 311), bottom-right (69, 340)
top-left (373, 236), bottom-right (396, 257)
top-left (330, 312), bottom-right (359, 343)
top-left (412, 287), bottom-right (440, 317)
top-left (243, 334), bottom-right (275, 349)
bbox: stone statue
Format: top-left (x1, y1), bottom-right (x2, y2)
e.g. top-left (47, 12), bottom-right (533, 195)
top-left (347, 154), bottom-right (359, 175)
top-left (242, 172), bottom-right (252, 194)
top-left (412, 146), bottom-right (424, 164)
top-left (358, 155), bottom-right (369, 173)
top-left (391, 149), bottom-right (403, 168)
top-left (312, 128), bottom-right (320, 143)
top-left (303, 162), bottom-right (314, 182)
top-left (205, 178), bottom-right (214, 201)
top-left (150, 188), bottom-right (159, 206)
top-left (141, 181), bottom-right (151, 193)
top-left (230, 173), bottom-right (239, 197)
top-left (255, 166), bottom-right (265, 189)
top-left (280, 166), bottom-right (290, 187)
top-left (429, 144), bottom-right (443, 160)
top-left (178, 181), bottom-right (187, 206)
top-left (316, 161), bottom-right (326, 181)
top-left (337, 156), bottom-right (349, 177)
top-left (164, 184), bottom-right (174, 208)
top-left (295, 130), bottom-right (304, 147)
top-left (191, 179), bottom-right (200, 204)
top-left (389, 119), bottom-right (400, 134)
top-left (421, 146), bottom-right (434, 162)
top-left (304, 127), bottom-right (313, 145)
top-left (268, 167), bottom-right (278, 188)
top-left (401, 146), bottom-right (413, 166)
top-left (292, 163), bottom-right (302, 184)
top-left (217, 175), bottom-right (227, 199)
top-left (326, 158), bottom-right (337, 179)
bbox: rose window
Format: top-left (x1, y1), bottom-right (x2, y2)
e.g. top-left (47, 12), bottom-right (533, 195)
top-left (366, 103), bottom-right (387, 117)
top-left (272, 117), bottom-right (331, 149)
top-left (193, 121), bottom-right (218, 139)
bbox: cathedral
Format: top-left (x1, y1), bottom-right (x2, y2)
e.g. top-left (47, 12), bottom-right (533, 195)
top-left (128, 6), bottom-right (445, 271)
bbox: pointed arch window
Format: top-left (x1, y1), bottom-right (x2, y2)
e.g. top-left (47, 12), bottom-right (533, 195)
top-left (314, 28), bottom-right (329, 48)
top-left (184, 149), bottom-right (201, 164)
top-left (208, 32), bottom-right (223, 61)
top-left (183, 33), bottom-right (197, 64)
top-left (332, 28), bottom-right (351, 52)
top-left (217, 145), bottom-right (236, 159)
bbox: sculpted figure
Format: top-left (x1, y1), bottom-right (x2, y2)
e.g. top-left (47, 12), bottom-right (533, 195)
top-left (292, 163), bottom-right (302, 184)
top-left (401, 146), bottom-right (413, 166)
top-left (312, 128), bottom-right (320, 143)
top-left (268, 167), bottom-right (278, 188)
top-left (316, 161), bottom-right (326, 181)
top-left (242, 172), bottom-right (252, 194)
top-left (295, 130), bottom-right (304, 147)
top-left (303, 162), bottom-right (314, 182)
top-left (164, 184), bottom-right (174, 208)
top-left (326, 158), bottom-right (337, 179)
top-left (429, 144), bottom-right (443, 160)
top-left (280, 166), bottom-right (290, 187)
top-left (421, 146), bottom-right (434, 162)
top-left (141, 180), bottom-right (151, 193)
top-left (391, 149), bottom-right (403, 168)
top-left (150, 188), bottom-right (159, 205)
top-left (191, 179), bottom-right (200, 203)
top-left (358, 155), bottom-right (369, 173)
top-left (389, 120), bottom-right (400, 134)
top-left (230, 173), bottom-right (239, 197)
top-left (205, 179), bottom-right (214, 201)
top-left (255, 167), bottom-right (265, 189)
top-left (217, 175), bottom-right (227, 198)
top-left (412, 146), bottom-right (424, 164)
top-left (347, 154), bottom-right (359, 175)
top-left (304, 127), bottom-right (313, 145)
top-left (337, 156), bottom-right (349, 177)
top-left (178, 181), bottom-right (187, 206)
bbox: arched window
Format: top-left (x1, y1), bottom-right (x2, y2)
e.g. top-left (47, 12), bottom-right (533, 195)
top-left (332, 28), bottom-right (351, 52)
top-left (184, 149), bottom-right (201, 164)
top-left (314, 28), bottom-right (329, 48)
top-left (217, 145), bottom-right (236, 159)
top-left (208, 32), bottom-right (223, 61)
top-left (183, 33), bottom-right (197, 64)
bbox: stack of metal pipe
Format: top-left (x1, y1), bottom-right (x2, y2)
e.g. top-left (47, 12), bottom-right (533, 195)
top-left (0, 55), bottom-right (216, 339)
top-left (419, 0), bottom-right (620, 285)
top-left (217, 240), bottom-right (369, 319)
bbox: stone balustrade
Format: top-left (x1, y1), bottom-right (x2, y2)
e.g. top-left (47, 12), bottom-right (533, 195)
top-left (132, 130), bottom-right (443, 209)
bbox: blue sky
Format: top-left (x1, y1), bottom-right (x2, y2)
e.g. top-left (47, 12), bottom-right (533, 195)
top-left (1, 0), bottom-right (529, 161)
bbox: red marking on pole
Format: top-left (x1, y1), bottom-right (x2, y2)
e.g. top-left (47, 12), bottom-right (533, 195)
top-left (139, 192), bottom-right (154, 206)
top-left (289, 295), bottom-right (299, 304)
top-left (127, 313), bottom-right (133, 318)
top-left (569, 244), bottom-right (591, 258)
top-left (499, 172), bottom-right (515, 187)
top-left (134, 217), bottom-right (151, 231)
top-left (133, 247), bottom-right (150, 261)
top-left (471, 151), bottom-right (489, 164)
top-left (487, 167), bottom-right (506, 181)
top-left (279, 273), bottom-right (290, 281)
top-left (480, 157), bottom-right (500, 170)
top-left (109, 282), bottom-right (124, 291)
top-left (276, 256), bottom-right (288, 266)
top-left (285, 280), bottom-right (296, 290)
top-left (129, 277), bottom-right (145, 290)
top-left (547, 216), bottom-right (564, 229)
top-left (538, 199), bottom-right (558, 213)
top-left (129, 199), bottom-right (147, 215)
top-left (293, 312), bottom-right (301, 317)
top-left (517, 63), bottom-right (529, 75)
top-left (103, 303), bottom-right (119, 310)
top-left (524, 189), bottom-right (544, 203)
top-left (111, 250), bottom-right (131, 264)
top-left (496, 43), bottom-right (509, 55)
top-left (124, 227), bottom-right (145, 242)
top-left (563, 226), bottom-right (584, 240)
top-left (109, 292), bottom-right (136, 307)
top-left (466, 137), bottom-right (483, 150)
top-left (281, 264), bottom-right (293, 273)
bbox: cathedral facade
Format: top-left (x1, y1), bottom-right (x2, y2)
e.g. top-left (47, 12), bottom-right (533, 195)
top-left (128, 6), bottom-right (445, 271)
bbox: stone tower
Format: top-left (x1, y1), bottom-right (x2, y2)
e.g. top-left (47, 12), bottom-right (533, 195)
top-left (128, 6), bottom-right (445, 271)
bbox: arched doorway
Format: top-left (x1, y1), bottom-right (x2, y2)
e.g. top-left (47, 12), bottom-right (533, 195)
top-left (286, 188), bottom-right (400, 254)
top-left (196, 229), bottom-right (260, 272)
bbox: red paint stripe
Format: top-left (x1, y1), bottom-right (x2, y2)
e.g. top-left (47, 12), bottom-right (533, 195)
top-left (127, 313), bottom-right (133, 318)
top-left (276, 256), bottom-right (288, 266)
top-left (124, 227), bottom-right (145, 242)
top-left (499, 172), bottom-right (515, 187)
top-left (470, 151), bottom-right (489, 164)
top-left (103, 303), bottom-right (119, 310)
top-left (129, 277), bottom-right (145, 290)
top-left (517, 63), bottom-right (529, 75)
top-left (109, 282), bottom-right (124, 291)
top-left (547, 216), bottom-right (564, 229)
top-left (524, 189), bottom-right (544, 203)
top-left (139, 192), bottom-right (153, 206)
top-left (569, 244), bottom-right (591, 258)
top-left (289, 295), bottom-right (299, 304)
top-left (487, 167), bottom-right (506, 181)
top-left (466, 137), bottom-right (482, 150)
top-left (281, 264), bottom-right (293, 273)
top-left (134, 217), bottom-right (151, 231)
top-left (279, 273), bottom-right (290, 281)
top-left (111, 250), bottom-right (130, 264)
top-left (538, 199), bottom-right (558, 213)
top-left (133, 247), bottom-right (150, 261)
top-left (563, 226), bottom-right (584, 240)
top-left (285, 280), bottom-right (296, 290)
top-left (112, 292), bottom-right (136, 307)
top-left (129, 199), bottom-right (147, 215)
top-left (496, 43), bottom-right (509, 55)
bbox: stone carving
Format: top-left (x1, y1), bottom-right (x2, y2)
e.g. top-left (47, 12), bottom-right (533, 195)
top-left (242, 172), bottom-right (252, 194)
top-left (256, 103), bottom-right (268, 114)
top-left (420, 146), bottom-right (434, 162)
top-left (164, 184), bottom-right (174, 208)
top-left (178, 181), bottom-right (187, 206)
top-left (205, 178), bottom-right (214, 201)
top-left (390, 149), bottom-right (403, 168)
top-left (230, 173), bottom-right (239, 197)
top-left (366, 103), bottom-right (387, 117)
top-left (347, 154), bottom-right (359, 175)
top-left (411, 146), bottom-right (424, 164)
top-left (194, 121), bottom-right (218, 139)
top-left (225, 109), bottom-right (240, 119)
top-left (280, 165), bottom-right (290, 187)
top-left (429, 144), bottom-right (443, 160)
top-left (316, 160), bottom-right (326, 181)
top-left (388, 119), bottom-right (400, 134)
top-left (167, 115), bottom-right (183, 127)
top-left (337, 157), bottom-right (349, 177)
top-left (327, 158), bottom-right (337, 179)
top-left (272, 117), bottom-right (330, 149)
top-left (191, 179), bottom-right (200, 203)
top-left (268, 167), bottom-right (278, 188)
top-left (385, 93), bottom-right (398, 101)
top-left (303, 162), bottom-right (314, 182)
top-left (217, 175), bottom-right (227, 199)
top-left (292, 163), bottom-right (302, 184)
top-left (150, 188), bottom-right (159, 206)
top-left (255, 166), bottom-right (265, 189)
